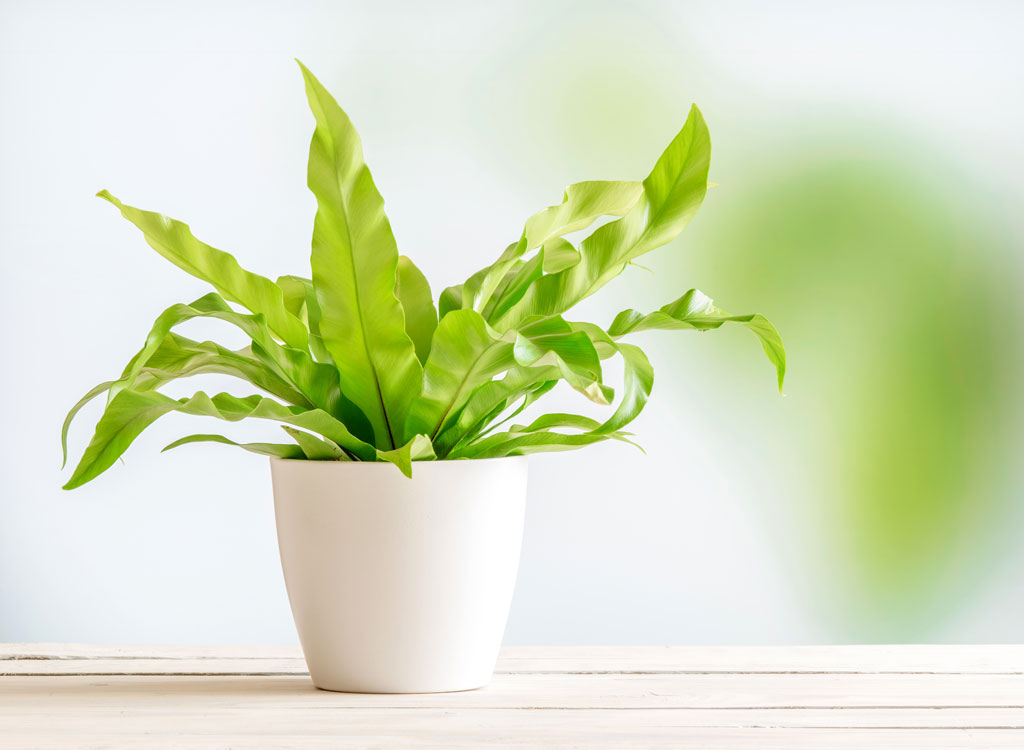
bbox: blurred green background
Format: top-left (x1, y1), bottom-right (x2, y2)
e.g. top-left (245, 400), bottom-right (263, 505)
top-left (468, 1), bottom-right (1024, 639)
top-left (2, 0), bottom-right (1022, 644)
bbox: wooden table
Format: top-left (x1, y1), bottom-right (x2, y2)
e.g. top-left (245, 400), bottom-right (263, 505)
top-left (2, 644), bottom-right (1023, 748)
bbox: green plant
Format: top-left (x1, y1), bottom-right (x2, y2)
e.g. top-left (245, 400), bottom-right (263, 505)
top-left (61, 62), bottom-right (785, 487)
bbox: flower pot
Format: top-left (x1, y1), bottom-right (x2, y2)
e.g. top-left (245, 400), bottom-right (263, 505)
top-left (269, 456), bottom-right (528, 693)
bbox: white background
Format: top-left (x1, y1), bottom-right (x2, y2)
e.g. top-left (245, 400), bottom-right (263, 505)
top-left (2, 0), bottom-right (1022, 645)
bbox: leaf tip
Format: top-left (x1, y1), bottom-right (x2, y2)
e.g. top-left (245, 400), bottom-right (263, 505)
top-left (294, 58), bottom-right (316, 85)
top-left (95, 189), bottom-right (117, 206)
top-left (161, 438), bottom-right (187, 453)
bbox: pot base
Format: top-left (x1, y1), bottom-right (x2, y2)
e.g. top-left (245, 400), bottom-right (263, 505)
top-left (311, 679), bottom-right (489, 695)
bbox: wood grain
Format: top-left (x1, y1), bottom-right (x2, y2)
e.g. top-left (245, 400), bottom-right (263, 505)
top-left (2, 644), bottom-right (1022, 748)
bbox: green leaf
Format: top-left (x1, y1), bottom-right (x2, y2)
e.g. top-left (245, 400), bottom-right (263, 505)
top-left (566, 322), bottom-right (657, 436)
top-left (403, 310), bottom-right (516, 442)
top-left (513, 317), bottom-right (612, 404)
top-left (143, 333), bottom-right (311, 406)
top-left (608, 289), bottom-right (786, 392)
top-left (280, 426), bottom-right (347, 460)
top-left (108, 293), bottom-right (344, 418)
top-left (96, 191), bottom-right (309, 351)
top-left (376, 434), bottom-right (435, 478)
top-left (432, 366), bottom-right (559, 457)
top-left (437, 284), bottom-right (464, 320)
top-left (541, 238), bottom-right (581, 274)
top-left (276, 274), bottom-right (333, 364)
top-left (483, 252), bottom-right (544, 322)
top-left (404, 311), bottom-right (609, 444)
top-left (458, 338), bottom-right (651, 455)
top-left (61, 332), bottom-right (313, 469)
top-left (449, 322), bottom-right (652, 458)
top-left (276, 274), bottom-right (309, 320)
top-left (595, 342), bottom-right (655, 435)
top-left (522, 180), bottom-right (644, 248)
top-left (508, 412), bottom-right (604, 433)
top-left (162, 433), bottom-right (305, 459)
top-left (395, 255), bottom-right (438, 364)
top-left (64, 390), bottom-right (377, 489)
top-left (277, 276), bottom-right (374, 435)
top-left (450, 429), bottom-right (625, 460)
top-left (457, 180), bottom-right (645, 316)
top-left (61, 380), bottom-right (116, 469)
top-left (495, 106), bottom-right (711, 329)
top-left (299, 61), bottom-right (422, 449)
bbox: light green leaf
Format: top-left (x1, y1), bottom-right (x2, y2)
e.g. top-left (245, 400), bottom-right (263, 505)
top-left (396, 255), bottom-right (438, 364)
top-left (595, 342), bottom-right (654, 435)
top-left (449, 323), bottom-right (653, 458)
top-left (64, 390), bottom-right (377, 489)
top-left (495, 106), bottom-right (711, 330)
top-left (376, 434), bottom-right (435, 478)
top-left (276, 277), bottom-right (373, 434)
top-left (567, 322), bottom-right (657, 436)
top-left (405, 311), bottom-right (609, 444)
top-left (461, 340), bottom-right (651, 452)
top-left (299, 61), bottom-right (422, 449)
top-left (483, 252), bottom-right (544, 322)
top-left (541, 238), bottom-right (581, 274)
top-left (403, 310), bottom-right (516, 442)
top-left (96, 191), bottom-right (308, 351)
top-left (432, 366), bottom-right (559, 457)
top-left (513, 317), bottom-right (611, 404)
top-left (276, 274), bottom-right (333, 363)
top-left (450, 429), bottom-right (625, 460)
top-left (61, 332), bottom-right (311, 468)
top-left (461, 180), bottom-right (645, 315)
top-left (108, 293), bottom-right (343, 418)
top-left (523, 180), bottom-right (645, 248)
top-left (508, 412), bottom-right (604, 433)
top-left (276, 274), bottom-right (309, 320)
top-left (61, 380), bottom-right (116, 469)
top-left (162, 433), bottom-right (305, 459)
top-left (608, 289), bottom-right (786, 391)
top-left (438, 283), bottom-right (464, 320)
top-left (280, 426), bottom-right (347, 460)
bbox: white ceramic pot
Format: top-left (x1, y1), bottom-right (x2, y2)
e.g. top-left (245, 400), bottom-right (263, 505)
top-left (270, 456), bottom-right (528, 693)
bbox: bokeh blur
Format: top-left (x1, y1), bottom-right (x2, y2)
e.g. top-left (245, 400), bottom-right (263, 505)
top-left (1, 0), bottom-right (1021, 644)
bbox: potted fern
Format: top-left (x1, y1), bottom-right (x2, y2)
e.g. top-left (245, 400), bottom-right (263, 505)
top-left (62, 62), bottom-right (785, 693)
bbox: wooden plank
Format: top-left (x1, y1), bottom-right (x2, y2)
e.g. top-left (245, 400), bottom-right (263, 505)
top-left (2, 725), bottom-right (1023, 749)
top-left (0, 643), bottom-right (302, 660)
top-left (497, 645), bottom-right (1024, 674)
top-left (4, 644), bottom-right (1024, 674)
top-left (0, 657), bottom-right (308, 676)
top-left (3, 706), bottom-right (1024, 730)
top-left (2, 672), bottom-right (1023, 709)
top-left (3, 646), bottom-right (1024, 748)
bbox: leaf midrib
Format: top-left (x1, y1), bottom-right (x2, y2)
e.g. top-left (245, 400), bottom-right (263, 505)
top-left (429, 344), bottom-right (498, 442)
top-left (311, 87), bottom-right (397, 450)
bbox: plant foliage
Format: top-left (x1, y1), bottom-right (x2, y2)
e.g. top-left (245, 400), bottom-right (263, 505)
top-left (62, 62), bottom-right (785, 486)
